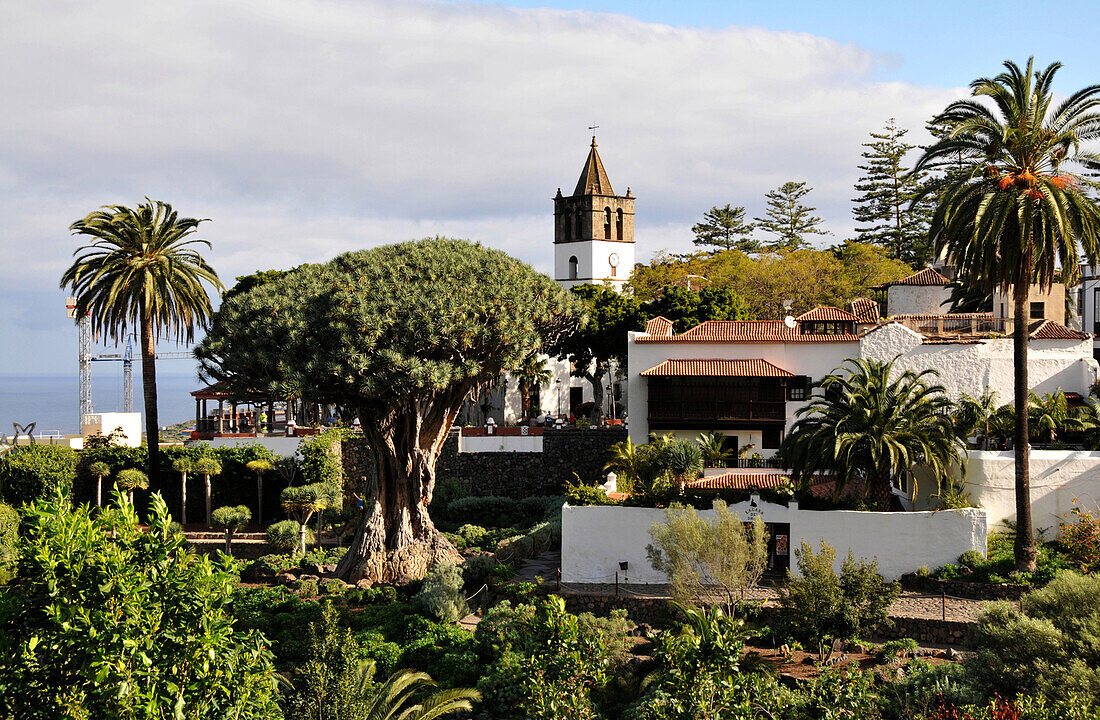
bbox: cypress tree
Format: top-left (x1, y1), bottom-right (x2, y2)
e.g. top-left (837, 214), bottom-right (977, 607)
top-left (754, 181), bottom-right (829, 250)
top-left (851, 119), bottom-right (935, 265)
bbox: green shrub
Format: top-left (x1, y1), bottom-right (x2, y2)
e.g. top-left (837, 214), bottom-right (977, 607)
top-left (0, 494), bottom-right (279, 715)
top-left (294, 578), bottom-right (320, 598)
top-left (0, 502), bottom-right (17, 564)
top-left (776, 541), bottom-right (900, 644)
top-left (356, 630), bottom-right (402, 677)
top-left (958, 550), bottom-right (985, 569)
top-left (458, 524), bottom-right (489, 545)
top-left (347, 585), bottom-right (399, 606)
top-left (565, 479), bottom-right (615, 506)
top-left (299, 546), bottom-right (347, 568)
top-left (1060, 501), bottom-right (1100, 573)
top-left (442, 532), bottom-right (466, 551)
top-left (266, 519), bottom-right (308, 553)
top-left (651, 438), bottom-right (704, 486)
top-left (495, 534), bottom-right (534, 564)
top-left (297, 429), bottom-right (347, 485)
top-left (936, 563), bottom-right (962, 580)
top-left (242, 553), bottom-right (293, 581)
top-left (462, 554), bottom-right (499, 592)
top-left (877, 637), bottom-right (918, 661)
top-left (968, 571), bottom-right (1100, 703)
top-left (517, 495), bottom-right (564, 526)
top-left (430, 476), bottom-right (471, 517)
top-left (447, 495), bottom-right (518, 527)
top-left (399, 616), bottom-right (481, 688)
top-left (0, 445), bottom-right (77, 507)
top-left (415, 562), bottom-right (469, 623)
top-left (320, 578), bottom-right (347, 596)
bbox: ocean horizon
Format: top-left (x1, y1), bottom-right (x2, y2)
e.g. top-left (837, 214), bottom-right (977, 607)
top-left (0, 371), bottom-right (204, 437)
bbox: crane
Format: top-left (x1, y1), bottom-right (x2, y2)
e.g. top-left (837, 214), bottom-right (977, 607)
top-left (66, 298), bottom-right (193, 428)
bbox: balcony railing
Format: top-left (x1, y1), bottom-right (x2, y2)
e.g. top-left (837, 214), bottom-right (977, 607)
top-left (888, 314), bottom-right (1011, 337)
top-left (648, 400), bottom-right (786, 423)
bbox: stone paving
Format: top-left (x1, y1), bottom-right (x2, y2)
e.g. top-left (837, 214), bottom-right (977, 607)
top-left (515, 551), bottom-right (988, 622)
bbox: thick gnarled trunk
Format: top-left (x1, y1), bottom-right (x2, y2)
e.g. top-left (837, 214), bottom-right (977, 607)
top-left (338, 401), bottom-right (464, 584)
top-left (1013, 290), bottom-right (1038, 572)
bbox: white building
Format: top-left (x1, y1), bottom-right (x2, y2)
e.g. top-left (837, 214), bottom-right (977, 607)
top-left (626, 305), bottom-right (1097, 455)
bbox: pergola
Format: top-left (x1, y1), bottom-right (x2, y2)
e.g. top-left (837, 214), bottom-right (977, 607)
top-left (191, 381), bottom-right (276, 437)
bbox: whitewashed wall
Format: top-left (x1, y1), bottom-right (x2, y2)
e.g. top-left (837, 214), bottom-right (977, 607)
top-left (459, 434), bottom-right (544, 453)
top-left (860, 323), bottom-right (1097, 402)
top-left (886, 285), bottom-right (952, 316)
top-left (962, 450), bottom-right (1100, 533)
top-left (202, 436), bottom-right (303, 457)
top-left (561, 500), bottom-right (986, 584)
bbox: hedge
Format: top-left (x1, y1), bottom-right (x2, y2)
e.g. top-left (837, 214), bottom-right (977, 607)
top-left (76, 444), bottom-right (281, 525)
top-left (0, 445), bottom-right (78, 507)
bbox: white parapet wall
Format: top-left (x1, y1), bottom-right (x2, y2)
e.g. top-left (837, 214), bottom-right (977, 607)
top-left (561, 499), bottom-right (987, 585)
top-left (962, 450), bottom-right (1100, 533)
top-left (201, 436), bottom-right (304, 457)
top-left (458, 434), bottom-right (543, 453)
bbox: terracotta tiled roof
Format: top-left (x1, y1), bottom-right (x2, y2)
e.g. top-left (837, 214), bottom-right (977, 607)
top-left (849, 298), bottom-right (880, 323)
top-left (644, 316), bottom-right (674, 338)
top-left (890, 312), bottom-right (992, 320)
top-left (636, 320), bottom-right (859, 344)
top-left (573, 137), bottom-right (614, 196)
top-left (1029, 319), bottom-right (1092, 340)
top-left (877, 267), bottom-right (953, 287)
top-left (639, 359), bottom-right (795, 378)
top-left (795, 306), bottom-right (861, 322)
top-left (686, 473), bottom-right (793, 491)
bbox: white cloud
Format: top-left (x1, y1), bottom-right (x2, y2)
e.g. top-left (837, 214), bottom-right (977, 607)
top-left (0, 0), bottom-right (962, 373)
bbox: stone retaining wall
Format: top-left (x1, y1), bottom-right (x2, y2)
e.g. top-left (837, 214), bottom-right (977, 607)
top-left (900, 573), bottom-right (1028, 601)
top-left (558, 592), bottom-right (977, 646)
top-left (343, 428), bottom-right (627, 498)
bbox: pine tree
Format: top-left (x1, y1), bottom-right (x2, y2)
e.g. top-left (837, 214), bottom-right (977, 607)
top-left (691, 205), bottom-right (759, 252)
top-left (851, 119), bottom-right (935, 265)
top-left (753, 181), bottom-right (829, 250)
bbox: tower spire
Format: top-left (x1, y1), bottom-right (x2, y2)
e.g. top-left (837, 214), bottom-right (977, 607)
top-left (574, 136), bottom-right (614, 196)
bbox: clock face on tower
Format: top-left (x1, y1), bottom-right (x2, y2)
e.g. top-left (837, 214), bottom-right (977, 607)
top-left (608, 253), bottom-right (619, 268)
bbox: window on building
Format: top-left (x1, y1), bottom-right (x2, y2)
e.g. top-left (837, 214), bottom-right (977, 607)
top-left (604, 208), bottom-right (612, 240)
top-left (562, 214), bottom-right (571, 242)
top-left (568, 256), bottom-right (578, 280)
top-left (1030, 302), bottom-right (1045, 320)
top-left (1078, 288), bottom-right (1085, 319)
top-left (573, 214), bottom-right (581, 239)
top-left (762, 426), bottom-right (782, 449)
top-left (616, 209), bottom-right (623, 240)
top-left (801, 321), bottom-right (851, 335)
top-left (1094, 288), bottom-right (1100, 334)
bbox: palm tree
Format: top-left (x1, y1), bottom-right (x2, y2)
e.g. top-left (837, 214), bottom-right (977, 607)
top-left (696, 431), bottom-right (733, 467)
top-left (60, 200), bottom-right (223, 487)
top-left (515, 355), bottom-right (552, 419)
top-left (246, 458), bottom-right (274, 526)
top-left (210, 505), bottom-right (251, 555)
top-left (194, 456), bottom-right (222, 526)
top-left (1028, 390), bottom-right (1084, 444)
top-left (115, 468), bottom-right (149, 504)
top-left (956, 391), bottom-right (1000, 448)
top-left (88, 461), bottom-right (110, 508)
top-left (360, 665), bottom-right (480, 720)
top-left (172, 457), bottom-right (193, 525)
top-left (1074, 399), bottom-right (1100, 450)
top-left (914, 58), bottom-right (1100, 570)
top-left (780, 358), bottom-right (964, 509)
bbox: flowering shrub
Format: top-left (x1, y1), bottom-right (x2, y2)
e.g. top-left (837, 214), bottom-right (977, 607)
top-left (1060, 500), bottom-right (1100, 573)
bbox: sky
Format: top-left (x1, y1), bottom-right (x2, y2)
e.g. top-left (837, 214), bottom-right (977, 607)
top-left (1, 0), bottom-right (1098, 380)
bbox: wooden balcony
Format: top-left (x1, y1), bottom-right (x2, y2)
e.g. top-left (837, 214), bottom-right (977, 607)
top-left (648, 399), bottom-right (786, 428)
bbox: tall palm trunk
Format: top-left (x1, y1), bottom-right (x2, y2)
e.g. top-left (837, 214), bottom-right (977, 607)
top-left (140, 310), bottom-right (160, 488)
top-left (180, 471), bottom-right (187, 525)
top-left (204, 474), bottom-right (212, 526)
top-left (1013, 290), bottom-right (1038, 572)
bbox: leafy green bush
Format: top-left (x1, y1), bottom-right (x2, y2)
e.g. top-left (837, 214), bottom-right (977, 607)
top-left (458, 523), bottom-right (488, 545)
top-left (0, 502), bottom-right (18, 585)
top-left (623, 603), bottom-right (785, 720)
top-left (0, 445), bottom-right (77, 507)
top-left (517, 495), bottom-right (565, 525)
top-left (1060, 501), bottom-right (1100, 573)
top-left (0, 494), bottom-right (280, 716)
top-left (399, 615), bottom-right (481, 688)
top-left (299, 546), bottom-right (347, 568)
top-left (447, 495), bottom-right (518, 527)
top-left (280, 601), bottom-right (373, 717)
top-left (230, 585), bottom-right (322, 666)
top-left (320, 578), bottom-right (347, 596)
top-left (294, 578), bottom-right (320, 598)
top-left (877, 637), bottom-right (918, 661)
top-left (651, 438), bottom-right (704, 486)
top-left (476, 596), bottom-right (634, 719)
top-left (936, 563), bottom-right (962, 580)
top-left (242, 553), bottom-right (293, 581)
top-left (968, 571), bottom-right (1100, 703)
top-left (495, 534), bottom-right (535, 564)
top-left (430, 476), bottom-right (471, 517)
top-left (789, 666), bottom-right (879, 720)
top-left (356, 630), bottom-right (402, 677)
top-left (938, 529), bottom-right (1071, 585)
top-left (347, 585), bottom-right (398, 607)
top-left (267, 519), bottom-right (309, 553)
top-left (297, 429), bottom-right (347, 485)
top-left (415, 562), bottom-right (469, 622)
top-left (462, 554), bottom-right (500, 592)
top-left (565, 479), bottom-right (616, 506)
top-left (776, 541), bottom-right (900, 644)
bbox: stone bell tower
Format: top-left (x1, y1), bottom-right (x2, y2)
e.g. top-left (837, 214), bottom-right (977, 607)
top-left (554, 137), bottom-right (635, 291)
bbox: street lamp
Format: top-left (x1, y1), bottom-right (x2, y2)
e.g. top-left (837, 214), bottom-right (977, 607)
top-left (556, 378), bottom-right (563, 417)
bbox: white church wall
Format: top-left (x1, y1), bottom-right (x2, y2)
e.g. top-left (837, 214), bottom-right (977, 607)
top-left (886, 285), bottom-right (952, 316)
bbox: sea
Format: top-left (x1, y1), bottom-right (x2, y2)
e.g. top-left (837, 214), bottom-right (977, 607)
top-left (0, 372), bottom-right (202, 437)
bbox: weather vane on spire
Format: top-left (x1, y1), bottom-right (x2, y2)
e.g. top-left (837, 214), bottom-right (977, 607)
top-left (588, 123), bottom-right (599, 144)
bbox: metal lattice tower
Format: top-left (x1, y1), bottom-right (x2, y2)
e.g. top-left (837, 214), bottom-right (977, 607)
top-left (67, 298), bottom-right (94, 428)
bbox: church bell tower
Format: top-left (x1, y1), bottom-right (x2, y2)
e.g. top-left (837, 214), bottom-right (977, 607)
top-left (554, 137), bottom-right (635, 290)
